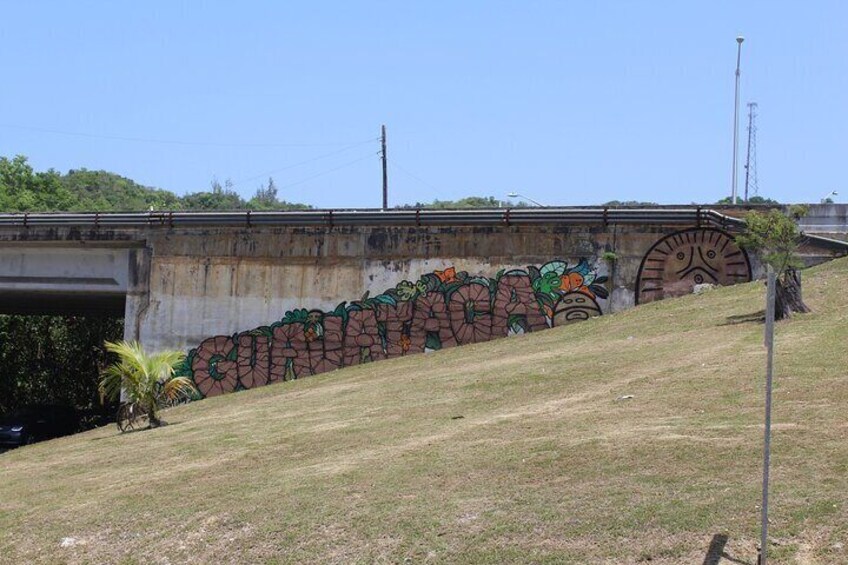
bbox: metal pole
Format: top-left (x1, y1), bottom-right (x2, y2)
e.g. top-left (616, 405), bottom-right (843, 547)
top-left (506, 192), bottom-right (545, 207)
top-left (759, 266), bottom-right (776, 565)
top-left (381, 125), bottom-right (388, 210)
top-left (731, 36), bottom-right (744, 205)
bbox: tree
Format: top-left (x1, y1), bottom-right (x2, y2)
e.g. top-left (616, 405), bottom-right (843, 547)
top-left (716, 195), bottom-right (780, 205)
top-left (252, 177), bottom-right (278, 205)
top-left (0, 155), bottom-right (75, 212)
top-left (246, 177), bottom-right (311, 211)
top-left (402, 196), bottom-right (514, 209)
top-left (602, 200), bottom-right (658, 206)
top-left (60, 168), bottom-right (182, 211)
top-left (735, 208), bottom-right (811, 320)
top-left (99, 341), bottom-right (196, 428)
top-left (181, 177), bottom-right (245, 210)
top-left (0, 315), bottom-right (123, 416)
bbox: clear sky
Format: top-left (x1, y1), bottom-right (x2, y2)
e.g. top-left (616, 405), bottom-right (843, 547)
top-left (1, 1), bottom-right (846, 208)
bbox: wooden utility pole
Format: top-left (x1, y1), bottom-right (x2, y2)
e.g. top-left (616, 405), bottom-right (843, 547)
top-left (381, 124), bottom-right (388, 210)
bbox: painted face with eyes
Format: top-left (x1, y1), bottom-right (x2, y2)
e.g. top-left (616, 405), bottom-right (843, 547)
top-left (637, 228), bottom-right (752, 304)
top-left (671, 244), bottom-right (721, 286)
top-left (553, 291), bottom-right (603, 325)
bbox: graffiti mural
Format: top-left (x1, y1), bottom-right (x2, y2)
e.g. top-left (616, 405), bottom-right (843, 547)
top-left (177, 260), bottom-right (609, 398)
top-left (635, 228), bottom-right (752, 304)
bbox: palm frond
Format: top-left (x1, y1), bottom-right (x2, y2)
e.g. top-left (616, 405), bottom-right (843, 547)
top-left (101, 340), bottom-right (190, 408)
top-left (152, 350), bottom-right (186, 379)
top-left (159, 376), bottom-right (198, 403)
top-left (99, 363), bottom-right (126, 402)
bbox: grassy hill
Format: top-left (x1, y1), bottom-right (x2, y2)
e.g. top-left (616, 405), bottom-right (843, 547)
top-left (2, 259), bottom-right (847, 564)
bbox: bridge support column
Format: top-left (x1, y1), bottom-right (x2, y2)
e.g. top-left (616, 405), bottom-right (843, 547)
top-left (123, 247), bottom-right (151, 344)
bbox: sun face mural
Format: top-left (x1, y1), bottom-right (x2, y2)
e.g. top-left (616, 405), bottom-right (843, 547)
top-left (636, 228), bottom-right (752, 304)
top-left (176, 259), bottom-right (609, 398)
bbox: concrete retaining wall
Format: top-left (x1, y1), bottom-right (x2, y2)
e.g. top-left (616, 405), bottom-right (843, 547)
top-left (3, 210), bottom-right (845, 399)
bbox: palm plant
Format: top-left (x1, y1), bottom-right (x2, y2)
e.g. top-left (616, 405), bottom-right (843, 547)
top-left (99, 340), bottom-right (197, 428)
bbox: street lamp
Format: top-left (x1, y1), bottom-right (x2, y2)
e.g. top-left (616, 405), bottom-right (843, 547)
top-left (506, 191), bottom-right (545, 207)
top-left (821, 190), bottom-right (838, 204)
top-left (731, 35), bottom-right (745, 205)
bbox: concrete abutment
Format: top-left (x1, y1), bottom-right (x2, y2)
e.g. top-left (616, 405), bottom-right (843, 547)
top-left (1, 208), bottom-right (844, 399)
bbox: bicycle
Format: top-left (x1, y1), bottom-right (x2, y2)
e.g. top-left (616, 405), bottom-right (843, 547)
top-left (115, 402), bottom-right (150, 432)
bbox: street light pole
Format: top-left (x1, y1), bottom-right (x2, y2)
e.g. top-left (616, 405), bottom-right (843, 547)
top-left (820, 190), bottom-right (838, 204)
top-left (381, 125), bottom-right (388, 210)
top-left (506, 191), bottom-right (545, 207)
top-left (731, 36), bottom-right (745, 205)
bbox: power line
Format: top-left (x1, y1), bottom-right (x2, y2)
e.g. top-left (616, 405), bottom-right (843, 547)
top-left (275, 152), bottom-right (379, 190)
top-left (387, 160), bottom-right (435, 189)
top-left (386, 159), bottom-right (448, 198)
top-left (235, 138), bottom-right (379, 185)
top-left (0, 123), bottom-right (376, 148)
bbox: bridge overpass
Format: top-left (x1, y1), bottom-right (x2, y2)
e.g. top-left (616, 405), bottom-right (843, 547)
top-left (1, 206), bottom-right (844, 397)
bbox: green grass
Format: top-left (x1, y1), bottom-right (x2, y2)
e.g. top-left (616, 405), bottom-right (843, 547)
top-left (2, 259), bottom-right (848, 564)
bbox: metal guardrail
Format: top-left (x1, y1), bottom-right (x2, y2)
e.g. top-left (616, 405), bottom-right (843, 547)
top-left (1, 207), bottom-right (845, 254)
top-left (799, 232), bottom-right (848, 253)
top-left (0, 207), bottom-right (743, 229)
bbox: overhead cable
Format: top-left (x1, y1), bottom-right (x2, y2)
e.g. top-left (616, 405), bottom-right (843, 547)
top-left (0, 123), bottom-right (377, 148)
top-left (236, 139), bottom-right (379, 185)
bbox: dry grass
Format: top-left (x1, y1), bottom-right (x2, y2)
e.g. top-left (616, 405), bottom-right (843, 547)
top-left (2, 258), bottom-right (847, 564)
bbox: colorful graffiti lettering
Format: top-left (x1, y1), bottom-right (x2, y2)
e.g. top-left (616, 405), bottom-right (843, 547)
top-left (177, 259), bottom-right (609, 398)
top-left (636, 228), bottom-right (752, 304)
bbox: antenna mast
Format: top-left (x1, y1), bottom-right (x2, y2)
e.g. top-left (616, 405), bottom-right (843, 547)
top-left (744, 102), bottom-right (759, 202)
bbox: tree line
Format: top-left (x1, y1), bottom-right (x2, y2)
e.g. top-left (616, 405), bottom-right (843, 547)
top-left (1, 154), bottom-right (534, 213)
top-left (0, 154), bottom-right (310, 213)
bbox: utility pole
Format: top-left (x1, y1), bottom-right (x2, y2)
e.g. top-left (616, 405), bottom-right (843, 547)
top-left (744, 102), bottom-right (758, 203)
top-left (731, 36), bottom-right (745, 205)
top-left (381, 124), bottom-right (388, 210)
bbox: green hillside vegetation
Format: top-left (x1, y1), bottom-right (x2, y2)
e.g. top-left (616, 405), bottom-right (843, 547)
top-left (0, 155), bottom-right (311, 213)
top-left (2, 258), bottom-right (846, 564)
top-left (405, 196), bottom-right (514, 208)
top-left (60, 168), bottom-right (183, 212)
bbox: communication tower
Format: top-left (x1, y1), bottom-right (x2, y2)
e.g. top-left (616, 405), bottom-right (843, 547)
top-left (744, 102), bottom-right (759, 202)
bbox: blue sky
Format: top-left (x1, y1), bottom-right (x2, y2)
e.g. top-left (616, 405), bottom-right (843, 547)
top-left (1, 2), bottom-right (846, 208)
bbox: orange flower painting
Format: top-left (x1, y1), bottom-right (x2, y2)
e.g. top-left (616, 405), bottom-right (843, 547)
top-left (434, 266), bottom-right (458, 284)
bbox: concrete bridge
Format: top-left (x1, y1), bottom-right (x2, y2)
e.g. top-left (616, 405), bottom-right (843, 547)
top-left (1, 207), bottom-right (844, 397)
